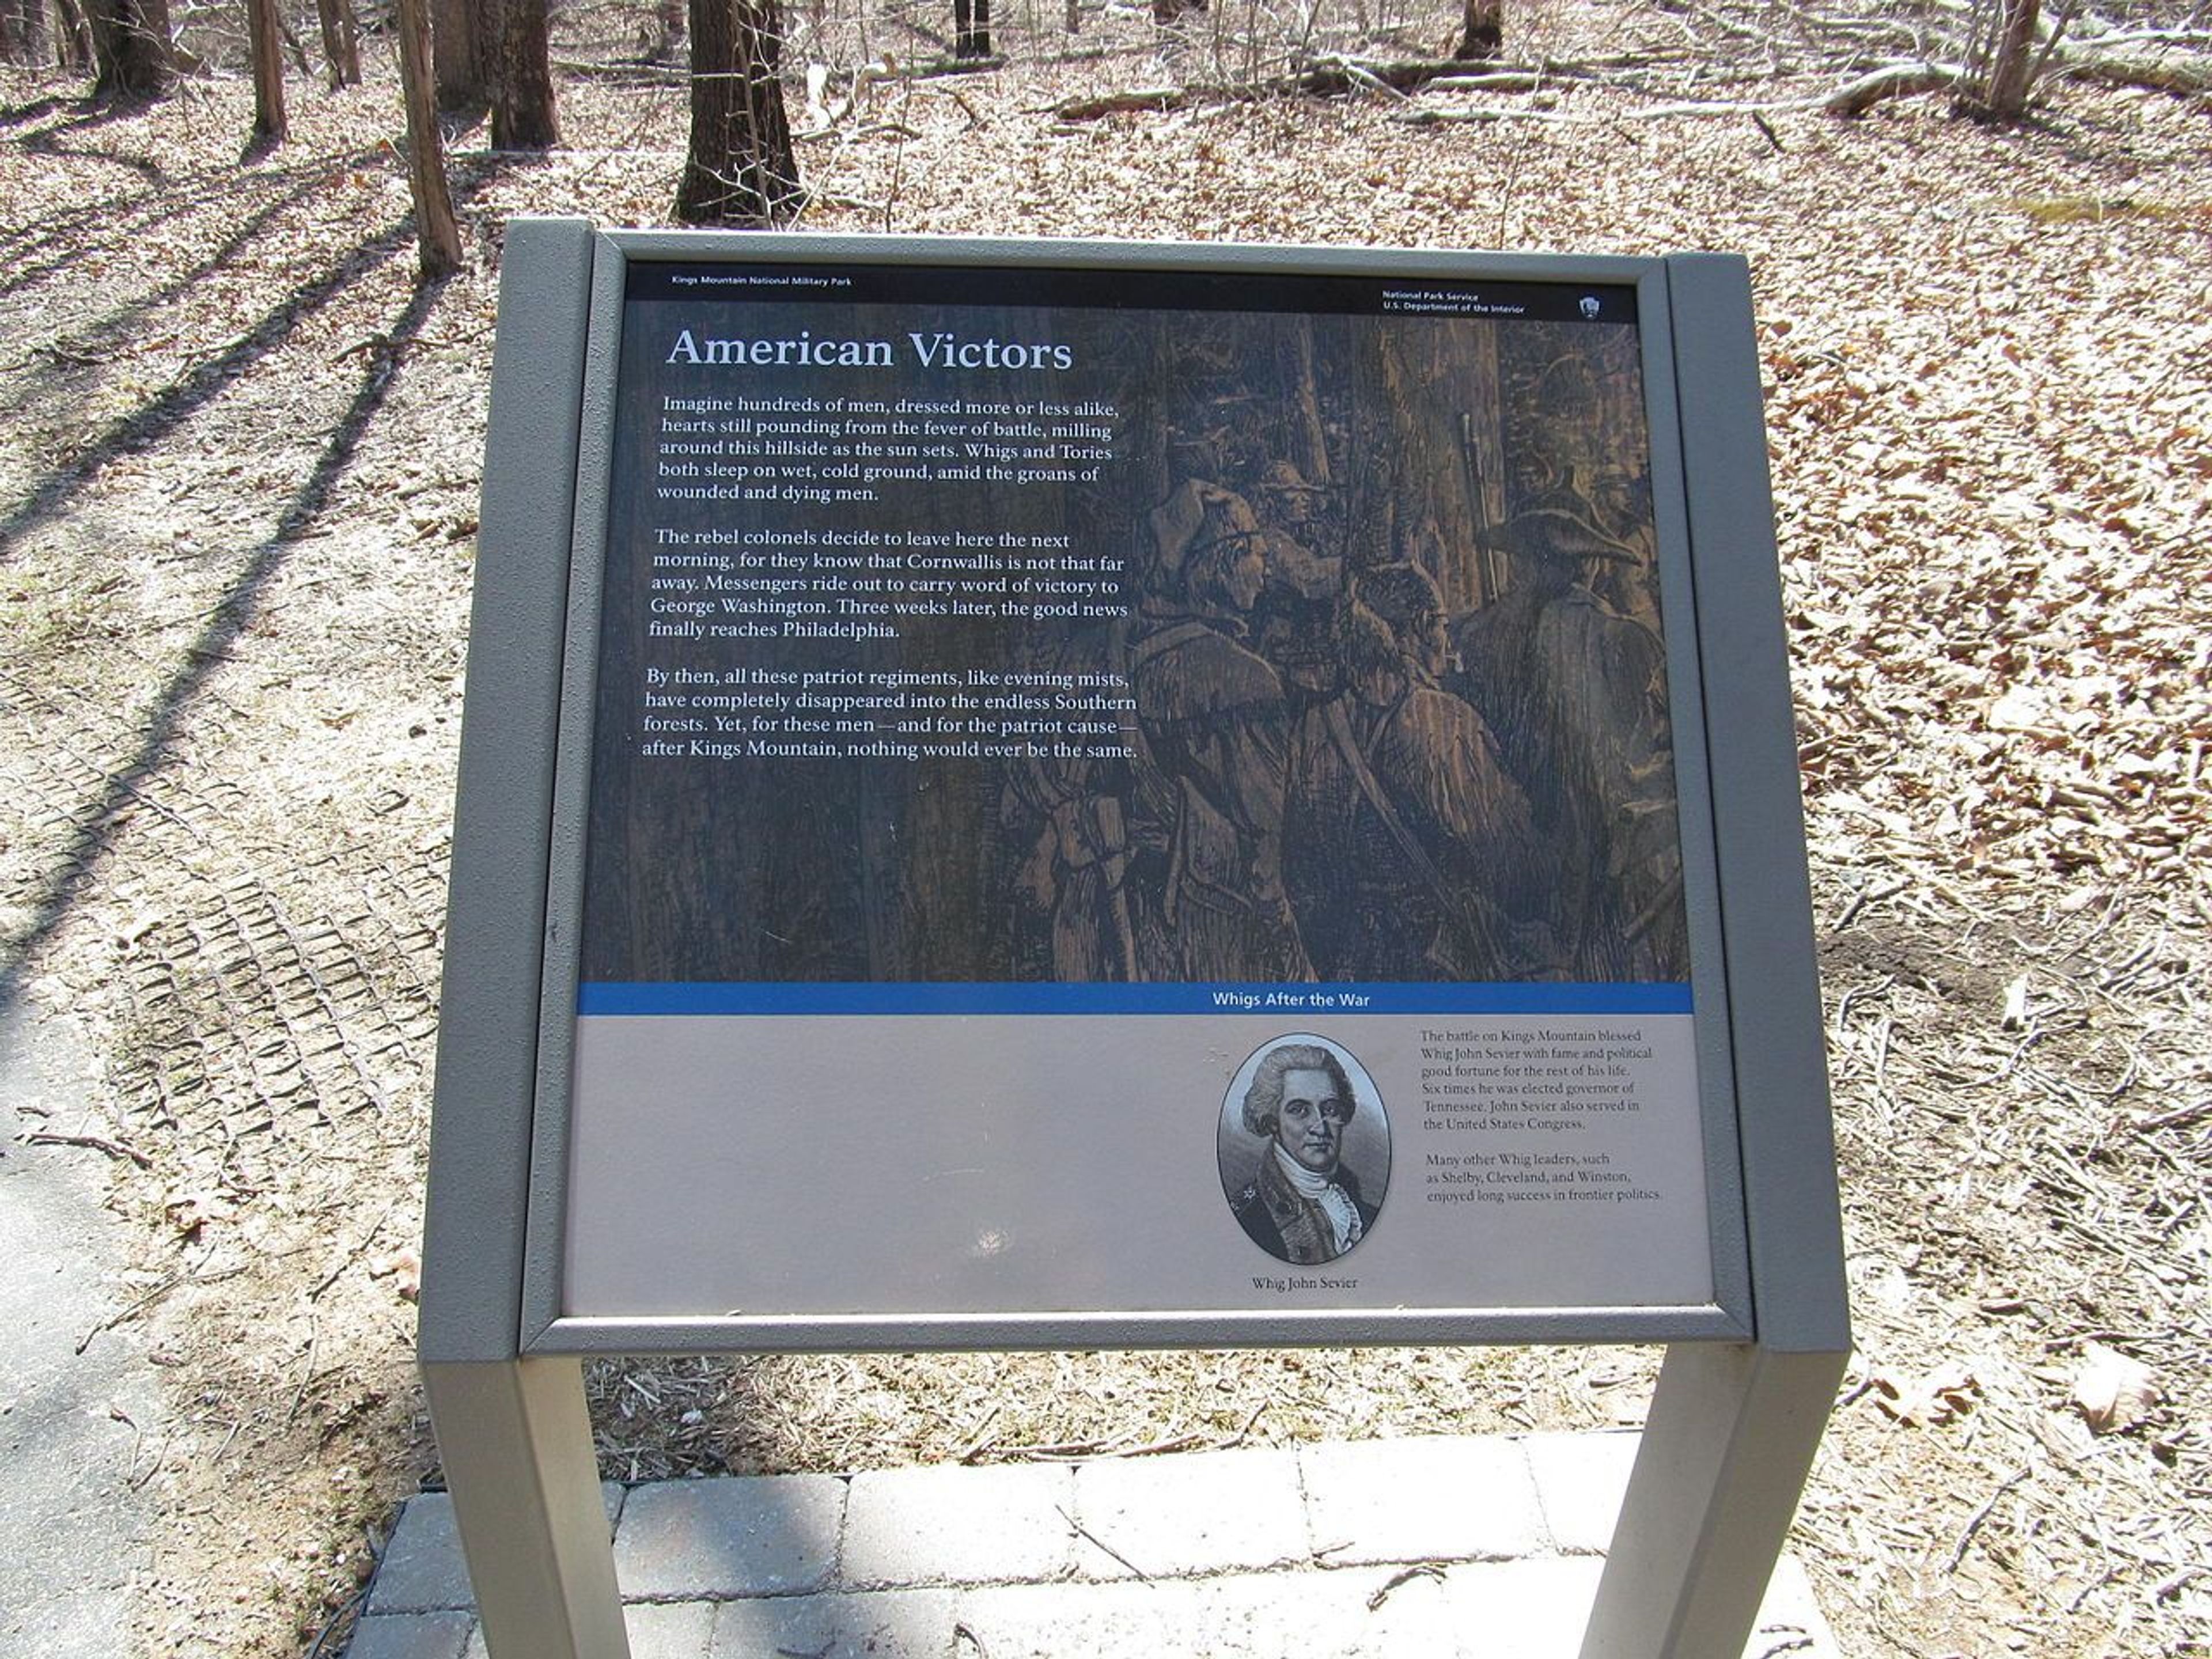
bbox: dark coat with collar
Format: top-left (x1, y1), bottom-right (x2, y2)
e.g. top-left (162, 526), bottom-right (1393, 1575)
top-left (1232, 1153), bottom-right (1376, 1265)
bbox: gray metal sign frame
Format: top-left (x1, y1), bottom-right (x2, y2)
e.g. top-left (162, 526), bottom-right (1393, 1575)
top-left (529, 225), bottom-right (1749, 1354)
top-left (419, 219), bottom-right (1849, 1659)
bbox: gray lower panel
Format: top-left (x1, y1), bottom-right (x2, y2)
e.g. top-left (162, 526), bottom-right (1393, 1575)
top-left (558, 1012), bottom-right (1717, 1324)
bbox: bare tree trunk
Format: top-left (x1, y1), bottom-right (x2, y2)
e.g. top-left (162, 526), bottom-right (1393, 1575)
top-left (491, 0), bottom-right (556, 147)
top-left (1960, 0), bottom-right (2041, 115)
top-left (676, 0), bottom-right (801, 227)
top-left (55, 0), bottom-right (93, 67)
top-left (396, 0), bottom-right (465, 276)
top-left (137, 0), bottom-right (171, 73)
top-left (433, 0), bottom-right (497, 107)
top-left (431, 0), bottom-right (474, 102)
top-left (276, 11), bottom-right (310, 75)
top-left (953, 0), bottom-right (990, 57)
top-left (86, 0), bottom-right (172, 94)
top-left (1064, 0), bottom-right (1078, 32)
top-left (1452, 0), bottom-right (1499, 60)
top-left (315, 0), bottom-right (361, 86)
top-left (0, 0), bottom-right (48, 63)
top-left (245, 0), bottom-right (286, 140)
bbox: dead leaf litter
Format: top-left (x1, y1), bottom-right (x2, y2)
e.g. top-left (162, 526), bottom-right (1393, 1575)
top-left (1, 5), bottom-right (2209, 1655)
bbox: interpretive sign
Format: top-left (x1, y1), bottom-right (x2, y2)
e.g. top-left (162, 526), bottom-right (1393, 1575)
top-left (497, 230), bottom-right (1776, 1350)
top-left (421, 222), bottom-right (1849, 1659)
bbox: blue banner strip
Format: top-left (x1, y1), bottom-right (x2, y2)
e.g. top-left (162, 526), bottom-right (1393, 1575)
top-left (577, 982), bottom-right (1694, 1017)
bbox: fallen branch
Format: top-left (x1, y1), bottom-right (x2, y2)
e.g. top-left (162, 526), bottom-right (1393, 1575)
top-left (1392, 104), bottom-right (1577, 124)
top-left (1221, 1399), bottom-right (1269, 1449)
top-left (1824, 60), bottom-right (1958, 116)
top-left (75, 1264), bottom-right (248, 1354)
top-left (1054, 31), bottom-right (2210, 127)
top-left (896, 54), bottom-right (1008, 79)
top-left (1425, 71), bottom-right (1550, 91)
top-left (1307, 54), bottom-right (1554, 89)
top-left (1367, 1562), bottom-right (1448, 1609)
top-left (1397, 89), bottom-right (1835, 123)
top-left (2059, 52), bottom-right (2212, 94)
top-left (1056, 40), bottom-right (2197, 129)
top-left (955, 1402), bottom-right (1002, 1463)
top-left (2072, 26), bottom-right (2212, 50)
top-left (1052, 85), bottom-right (1194, 119)
top-left (1055, 1503), bottom-right (1152, 1580)
top-left (22, 1128), bottom-right (153, 1166)
top-left (552, 56), bottom-right (685, 85)
top-left (2128, 1099), bottom-right (2212, 1135)
top-left (1820, 44), bottom-right (2211, 116)
top-left (1945, 1464), bottom-right (2033, 1571)
top-left (1050, 52), bottom-right (1617, 119)
top-left (1338, 59), bottom-right (1416, 99)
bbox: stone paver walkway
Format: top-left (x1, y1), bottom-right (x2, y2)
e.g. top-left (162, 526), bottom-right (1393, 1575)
top-left (348, 1430), bottom-right (1842, 1658)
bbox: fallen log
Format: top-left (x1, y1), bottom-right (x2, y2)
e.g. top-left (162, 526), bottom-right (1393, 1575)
top-left (1049, 52), bottom-right (1618, 119)
top-left (1051, 85), bottom-right (1192, 120)
top-left (1819, 47), bottom-right (2210, 117)
top-left (2060, 52), bottom-right (2212, 94)
top-left (1051, 43), bottom-right (2209, 129)
top-left (1824, 61), bottom-right (1958, 116)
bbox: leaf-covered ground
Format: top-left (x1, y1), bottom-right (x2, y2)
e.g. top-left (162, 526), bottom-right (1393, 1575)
top-left (1, 8), bottom-right (2207, 1654)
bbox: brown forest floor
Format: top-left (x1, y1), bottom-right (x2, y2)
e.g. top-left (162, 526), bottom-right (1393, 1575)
top-left (1, 6), bottom-right (2209, 1656)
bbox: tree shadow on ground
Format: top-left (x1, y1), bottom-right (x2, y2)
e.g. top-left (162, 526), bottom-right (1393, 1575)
top-left (0, 157), bottom-right (519, 997)
top-left (0, 92), bottom-right (79, 127)
top-left (16, 121), bottom-right (165, 182)
top-left (0, 214), bottom-right (417, 551)
top-left (0, 269), bottom-right (452, 995)
top-left (0, 144), bottom-right (516, 552)
top-left (0, 154), bottom-right (359, 305)
top-left (0, 89), bottom-right (392, 306)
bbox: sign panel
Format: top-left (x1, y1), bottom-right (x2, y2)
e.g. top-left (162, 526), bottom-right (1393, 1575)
top-left (527, 236), bottom-right (1751, 1347)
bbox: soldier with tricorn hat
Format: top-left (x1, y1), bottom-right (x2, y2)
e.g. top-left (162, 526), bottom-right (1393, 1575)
top-left (1285, 558), bottom-right (1558, 982)
top-left (1122, 479), bottom-right (1313, 982)
top-left (1447, 493), bottom-right (1685, 980)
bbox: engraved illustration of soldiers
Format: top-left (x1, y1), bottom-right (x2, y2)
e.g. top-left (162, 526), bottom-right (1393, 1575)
top-left (998, 473), bottom-right (1320, 984)
top-left (999, 469), bottom-right (1330, 986)
top-left (1243, 459), bottom-right (1347, 714)
top-left (998, 622), bottom-right (1139, 983)
top-left (1123, 478), bottom-right (1314, 983)
top-left (1286, 560), bottom-right (1562, 983)
top-left (1450, 483), bottom-right (1686, 980)
top-left (987, 321), bottom-right (1689, 991)
top-left (1001, 718), bottom-right (1138, 983)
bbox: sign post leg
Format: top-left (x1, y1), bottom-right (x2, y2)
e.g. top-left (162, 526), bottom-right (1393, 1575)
top-left (421, 1356), bottom-right (632, 1659)
top-left (1577, 1340), bottom-right (1846, 1659)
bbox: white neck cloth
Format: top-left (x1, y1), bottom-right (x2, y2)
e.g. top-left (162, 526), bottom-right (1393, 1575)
top-left (1271, 1141), bottom-right (1362, 1253)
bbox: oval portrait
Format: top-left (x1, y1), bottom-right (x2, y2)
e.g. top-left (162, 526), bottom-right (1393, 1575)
top-left (1217, 1035), bottom-right (1390, 1266)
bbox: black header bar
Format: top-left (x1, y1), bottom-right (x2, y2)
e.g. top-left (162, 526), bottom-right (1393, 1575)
top-left (625, 259), bottom-right (1637, 326)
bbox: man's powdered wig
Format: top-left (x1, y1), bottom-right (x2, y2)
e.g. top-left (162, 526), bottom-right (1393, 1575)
top-left (1241, 1043), bottom-right (1355, 1137)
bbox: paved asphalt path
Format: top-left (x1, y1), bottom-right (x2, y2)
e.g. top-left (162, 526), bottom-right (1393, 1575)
top-left (0, 990), bottom-right (161, 1659)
